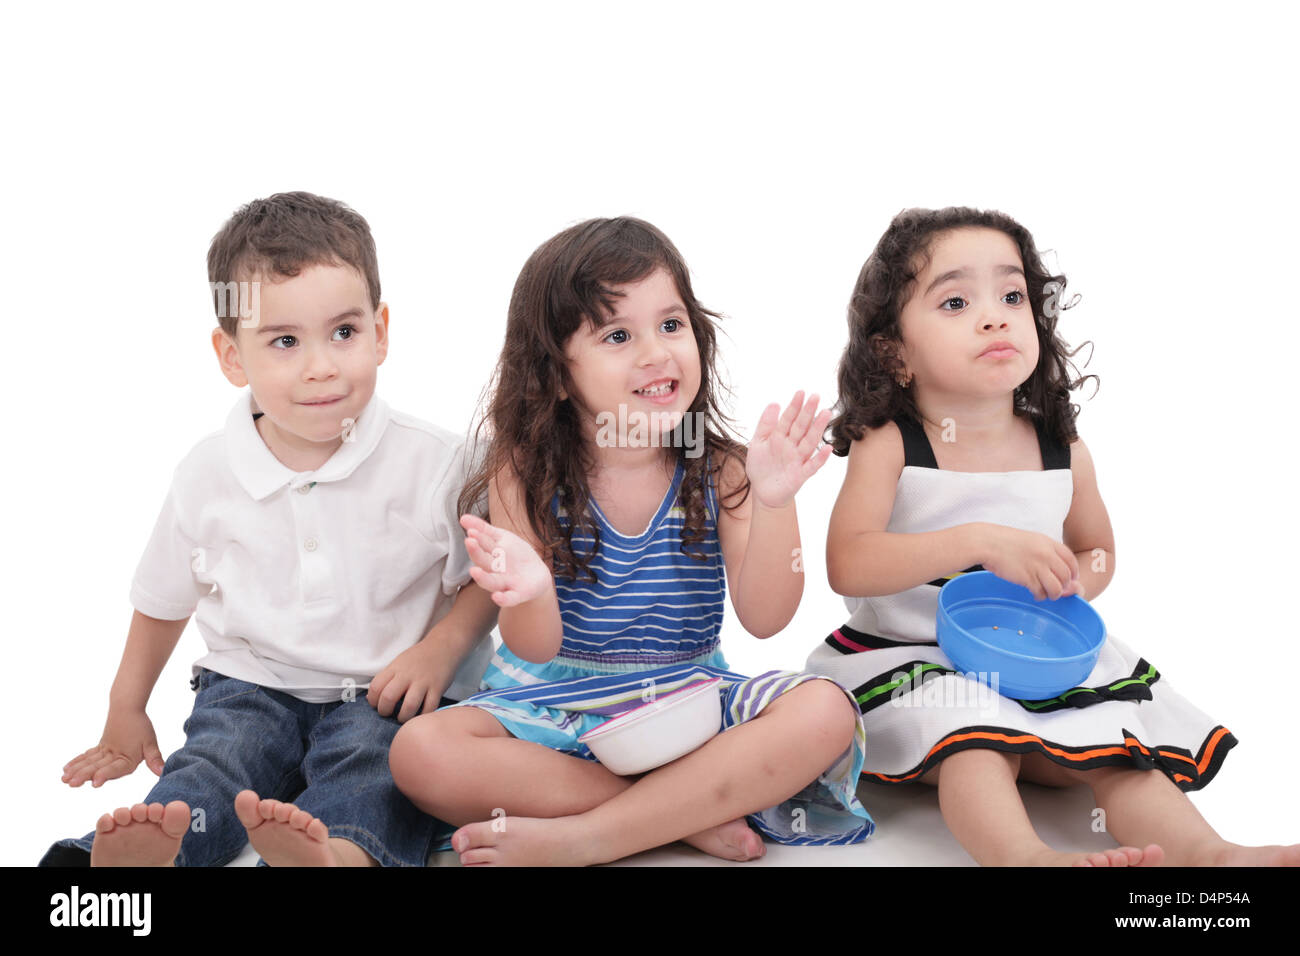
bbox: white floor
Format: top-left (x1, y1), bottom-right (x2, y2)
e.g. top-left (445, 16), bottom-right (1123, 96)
top-left (216, 779), bottom-right (1117, 867)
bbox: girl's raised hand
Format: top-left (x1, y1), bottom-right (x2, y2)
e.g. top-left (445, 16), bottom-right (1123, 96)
top-left (459, 513), bottom-right (553, 608)
top-left (745, 391), bottom-right (833, 509)
top-left (980, 523), bottom-right (1082, 601)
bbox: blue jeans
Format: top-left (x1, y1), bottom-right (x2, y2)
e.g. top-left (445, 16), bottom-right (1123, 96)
top-left (41, 669), bottom-right (450, 867)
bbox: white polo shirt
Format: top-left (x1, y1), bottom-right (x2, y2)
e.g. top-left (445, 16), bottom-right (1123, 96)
top-left (129, 390), bottom-right (494, 703)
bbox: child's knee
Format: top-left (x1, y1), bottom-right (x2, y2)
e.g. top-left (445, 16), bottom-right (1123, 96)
top-left (389, 708), bottom-right (487, 796)
top-left (388, 713), bottom-right (442, 795)
top-left (789, 678), bottom-right (859, 753)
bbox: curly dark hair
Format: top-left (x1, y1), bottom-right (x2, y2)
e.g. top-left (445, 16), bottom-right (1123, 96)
top-left (828, 207), bottom-right (1096, 456)
top-left (458, 217), bottom-right (751, 583)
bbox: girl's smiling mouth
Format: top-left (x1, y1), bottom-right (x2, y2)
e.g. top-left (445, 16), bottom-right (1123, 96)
top-left (633, 379), bottom-right (678, 404)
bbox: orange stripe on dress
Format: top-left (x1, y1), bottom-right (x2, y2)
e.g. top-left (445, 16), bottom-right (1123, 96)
top-left (1197, 727), bottom-right (1232, 774)
top-left (864, 729), bottom-right (1212, 782)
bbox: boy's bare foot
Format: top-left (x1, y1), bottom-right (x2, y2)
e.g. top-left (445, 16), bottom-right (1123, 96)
top-left (681, 818), bottom-right (766, 861)
top-left (90, 801), bottom-right (190, 867)
top-left (452, 815), bottom-right (594, 866)
top-left (234, 790), bottom-right (337, 866)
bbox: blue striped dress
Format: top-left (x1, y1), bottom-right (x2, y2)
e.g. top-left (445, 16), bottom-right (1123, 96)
top-left (455, 458), bottom-right (874, 846)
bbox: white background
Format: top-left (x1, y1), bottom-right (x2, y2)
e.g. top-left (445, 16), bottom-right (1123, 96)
top-left (4, 1), bottom-right (1297, 864)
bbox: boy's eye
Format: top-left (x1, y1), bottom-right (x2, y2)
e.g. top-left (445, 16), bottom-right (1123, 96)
top-left (661, 318), bottom-right (684, 333)
top-left (940, 296), bottom-right (967, 312)
top-left (604, 329), bottom-right (629, 345)
top-left (271, 327), bottom-right (356, 349)
top-left (1004, 290), bottom-right (1026, 305)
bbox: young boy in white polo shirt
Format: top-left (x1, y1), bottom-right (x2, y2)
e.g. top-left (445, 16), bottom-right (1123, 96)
top-left (42, 191), bottom-right (496, 867)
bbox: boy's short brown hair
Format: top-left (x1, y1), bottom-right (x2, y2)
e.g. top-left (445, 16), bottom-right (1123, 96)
top-left (207, 191), bottom-right (381, 337)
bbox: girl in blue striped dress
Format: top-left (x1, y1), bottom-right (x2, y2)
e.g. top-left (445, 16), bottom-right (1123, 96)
top-left (389, 217), bottom-right (874, 865)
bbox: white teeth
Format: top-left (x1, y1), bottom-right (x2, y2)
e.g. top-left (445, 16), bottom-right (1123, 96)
top-left (636, 382), bottom-right (674, 396)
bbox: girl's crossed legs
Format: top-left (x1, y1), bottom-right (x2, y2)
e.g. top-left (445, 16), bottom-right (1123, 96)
top-left (390, 679), bottom-right (859, 866)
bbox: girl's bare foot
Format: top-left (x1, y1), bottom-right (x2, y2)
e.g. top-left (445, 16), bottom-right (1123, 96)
top-left (680, 818), bottom-right (766, 861)
top-left (1197, 842), bottom-right (1300, 867)
top-left (234, 790), bottom-right (338, 866)
top-left (1016, 844), bottom-right (1163, 867)
top-left (1073, 844), bottom-right (1164, 867)
top-left (90, 801), bottom-right (190, 867)
top-left (452, 815), bottom-right (595, 866)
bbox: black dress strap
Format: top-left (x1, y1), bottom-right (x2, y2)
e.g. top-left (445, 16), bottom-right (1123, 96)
top-left (1033, 419), bottom-right (1071, 471)
top-left (896, 414), bottom-right (1071, 471)
top-left (893, 415), bottom-right (938, 469)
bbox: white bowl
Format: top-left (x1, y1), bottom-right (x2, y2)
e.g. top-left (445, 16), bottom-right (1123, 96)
top-left (579, 678), bottom-right (723, 775)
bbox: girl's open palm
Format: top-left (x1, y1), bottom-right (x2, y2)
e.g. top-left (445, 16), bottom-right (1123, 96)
top-left (459, 513), bottom-right (553, 608)
top-left (746, 391), bottom-right (833, 509)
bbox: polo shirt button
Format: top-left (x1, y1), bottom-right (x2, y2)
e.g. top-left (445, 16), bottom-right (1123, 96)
top-left (304, 537), bottom-right (318, 552)
top-left (297, 484), bottom-right (312, 494)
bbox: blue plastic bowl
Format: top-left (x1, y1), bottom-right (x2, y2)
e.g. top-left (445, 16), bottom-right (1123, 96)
top-left (936, 571), bottom-right (1106, 700)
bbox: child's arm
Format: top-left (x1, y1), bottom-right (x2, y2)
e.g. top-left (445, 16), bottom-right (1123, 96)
top-left (61, 609), bottom-right (189, 787)
top-left (717, 392), bottom-right (833, 639)
top-left (826, 423), bottom-right (1080, 601)
top-left (367, 581), bottom-right (499, 722)
top-left (1060, 437), bottom-right (1116, 600)
top-left (458, 466), bottom-right (563, 663)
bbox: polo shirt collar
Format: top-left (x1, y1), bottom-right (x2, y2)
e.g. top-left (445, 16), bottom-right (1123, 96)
top-left (225, 390), bottom-right (391, 501)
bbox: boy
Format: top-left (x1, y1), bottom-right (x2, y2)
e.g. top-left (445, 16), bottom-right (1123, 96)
top-left (42, 191), bottom-right (496, 867)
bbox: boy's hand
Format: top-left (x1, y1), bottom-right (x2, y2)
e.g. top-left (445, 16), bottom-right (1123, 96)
top-left (745, 391), bottom-right (833, 509)
top-left (459, 513), bottom-right (553, 608)
top-left (367, 641), bottom-right (452, 724)
top-left (980, 523), bottom-right (1082, 601)
top-left (62, 708), bottom-right (165, 787)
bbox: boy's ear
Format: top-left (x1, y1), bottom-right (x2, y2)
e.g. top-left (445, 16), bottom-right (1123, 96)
top-left (373, 303), bottom-right (390, 366)
top-left (212, 327), bottom-right (249, 387)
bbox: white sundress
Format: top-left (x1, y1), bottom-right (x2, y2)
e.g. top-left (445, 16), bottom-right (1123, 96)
top-left (805, 415), bottom-right (1236, 789)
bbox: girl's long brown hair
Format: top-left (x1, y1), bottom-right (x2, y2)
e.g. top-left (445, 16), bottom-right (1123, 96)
top-left (828, 207), bottom-right (1097, 455)
top-left (458, 217), bottom-right (750, 583)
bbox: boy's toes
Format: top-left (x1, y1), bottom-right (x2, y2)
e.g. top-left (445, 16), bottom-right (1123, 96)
top-left (237, 794), bottom-right (335, 866)
top-left (159, 800), bottom-right (191, 838)
top-left (90, 801), bottom-right (187, 867)
top-left (289, 807), bottom-right (329, 840)
top-left (268, 798), bottom-right (298, 824)
top-left (233, 789), bottom-right (264, 829)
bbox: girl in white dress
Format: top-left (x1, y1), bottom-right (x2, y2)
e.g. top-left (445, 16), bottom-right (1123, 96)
top-left (808, 207), bottom-right (1300, 866)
